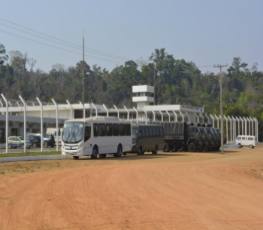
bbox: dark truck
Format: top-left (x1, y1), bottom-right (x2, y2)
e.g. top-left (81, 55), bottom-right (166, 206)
top-left (204, 125), bottom-right (219, 151)
top-left (214, 128), bottom-right (227, 149)
top-left (162, 122), bottom-right (204, 152)
top-left (196, 125), bottom-right (210, 152)
top-left (127, 124), bottom-right (165, 155)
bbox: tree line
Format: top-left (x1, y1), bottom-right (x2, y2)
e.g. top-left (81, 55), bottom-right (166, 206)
top-left (0, 45), bottom-right (263, 141)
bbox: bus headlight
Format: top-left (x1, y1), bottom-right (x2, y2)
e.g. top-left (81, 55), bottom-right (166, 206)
top-left (78, 143), bottom-right (83, 149)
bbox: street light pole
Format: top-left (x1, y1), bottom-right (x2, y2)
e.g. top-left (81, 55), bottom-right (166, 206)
top-left (214, 64), bottom-right (228, 153)
top-left (82, 36), bottom-right (85, 103)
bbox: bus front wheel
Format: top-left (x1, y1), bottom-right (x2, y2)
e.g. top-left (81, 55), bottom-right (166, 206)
top-left (73, 156), bottom-right (79, 160)
top-left (91, 147), bottom-right (98, 159)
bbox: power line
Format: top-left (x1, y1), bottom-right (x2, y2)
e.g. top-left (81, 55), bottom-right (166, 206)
top-left (0, 29), bottom-right (122, 63)
top-left (0, 17), bottom-right (129, 61)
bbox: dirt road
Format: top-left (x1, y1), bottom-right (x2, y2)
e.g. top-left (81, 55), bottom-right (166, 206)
top-left (0, 147), bottom-right (263, 230)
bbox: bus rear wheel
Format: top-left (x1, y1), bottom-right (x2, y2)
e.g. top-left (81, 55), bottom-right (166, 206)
top-left (91, 147), bottom-right (98, 159)
top-left (114, 145), bottom-right (122, 157)
top-left (73, 156), bottom-right (79, 160)
top-left (99, 154), bottom-right (106, 158)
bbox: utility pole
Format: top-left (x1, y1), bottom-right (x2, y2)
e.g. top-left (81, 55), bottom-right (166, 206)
top-left (214, 64), bottom-right (228, 153)
top-left (154, 64), bottom-right (155, 105)
top-left (82, 36), bottom-right (85, 103)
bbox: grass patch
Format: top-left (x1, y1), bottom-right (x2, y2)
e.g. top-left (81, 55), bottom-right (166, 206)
top-left (0, 151), bottom-right (61, 158)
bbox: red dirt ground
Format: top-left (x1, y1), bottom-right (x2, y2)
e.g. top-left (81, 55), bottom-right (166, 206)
top-left (0, 147), bottom-right (263, 230)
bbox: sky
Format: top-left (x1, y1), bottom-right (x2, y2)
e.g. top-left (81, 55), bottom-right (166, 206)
top-left (0, 0), bottom-right (262, 74)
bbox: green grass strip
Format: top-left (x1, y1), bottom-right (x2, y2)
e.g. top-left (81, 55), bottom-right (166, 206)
top-left (0, 151), bottom-right (61, 158)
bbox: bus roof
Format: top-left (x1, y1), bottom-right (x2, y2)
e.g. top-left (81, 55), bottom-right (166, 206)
top-left (64, 116), bottom-right (129, 123)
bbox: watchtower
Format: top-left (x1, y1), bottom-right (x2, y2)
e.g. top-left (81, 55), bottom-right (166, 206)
top-left (132, 85), bottom-right (154, 108)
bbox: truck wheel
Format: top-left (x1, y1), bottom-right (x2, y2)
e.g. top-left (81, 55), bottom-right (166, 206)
top-left (99, 154), bottom-right (106, 158)
top-left (171, 145), bottom-right (178, 152)
top-left (138, 147), bottom-right (143, 155)
top-left (188, 143), bottom-right (196, 152)
top-left (203, 145), bottom-right (209, 152)
top-left (152, 146), bottom-right (158, 154)
top-left (73, 156), bottom-right (79, 160)
top-left (91, 147), bottom-right (98, 159)
top-left (196, 146), bottom-right (203, 152)
top-left (164, 143), bottom-right (170, 152)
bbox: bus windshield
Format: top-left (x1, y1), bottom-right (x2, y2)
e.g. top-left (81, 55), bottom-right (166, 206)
top-left (132, 128), bottom-right (137, 139)
top-left (62, 122), bottom-right (84, 143)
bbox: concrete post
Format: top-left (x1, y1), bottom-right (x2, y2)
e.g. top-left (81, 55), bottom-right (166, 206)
top-left (51, 99), bottom-right (59, 151)
top-left (179, 111), bottom-right (184, 122)
top-left (143, 108), bottom-right (147, 124)
top-left (224, 115), bottom-right (228, 143)
top-left (1, 94), bottom-right (8, 153)
top-left (91, 103), bottom-right (97, 117)
top-left (19, 95), bottom-right (27, 153)
top-left (151, 109), bottom-right (155, 122)
top-left (79, 101), bottom-right (86, 118)
top-left (66, 100), bottom-right (73, 119)
top-left (173, 111), bottom-right (178, 122)
top-left (166, 110), bottom-right (170, 122)
top-left (102, 104), bottom-right (109, 117)
top-left (124, 106), bottom-right (129, 120)
top-left (36, 97), bottom-right (43, 152)
top-left (113, 105), bottom-right (119, 118)
top-left (133, 107), bottom-right (138, 124)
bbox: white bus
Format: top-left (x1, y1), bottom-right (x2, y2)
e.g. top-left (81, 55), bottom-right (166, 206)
top-left (61, 117), bottom-right (132, 159)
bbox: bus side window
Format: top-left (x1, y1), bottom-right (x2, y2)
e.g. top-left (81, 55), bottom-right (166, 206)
top-left (145, 127), bottom-right (149, 137)
top-left (106, 124), bottom-right (112, 136)
top-left (148, 127), bottom-right (153, 137)
top-left (119, 124), bottom-right (125, 136)
top-left (84, 126), bottom-right (91, 141)
top-left (141, 127), bottom-right (145, 137)
top-left (125, 124), bottom-right (131, 136)
top-left (99, 124), bottom-right (106, 136)
top-left (160, 127), bottom-right (164, 136)
top-left (152, 127), bottom-right (157, 137)
top-left (113, 124), bottom-right (119, 136)
top-left (242, 137), bottom-right (246, 140)
top-left (94, 124), bottom-right (99, 137)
